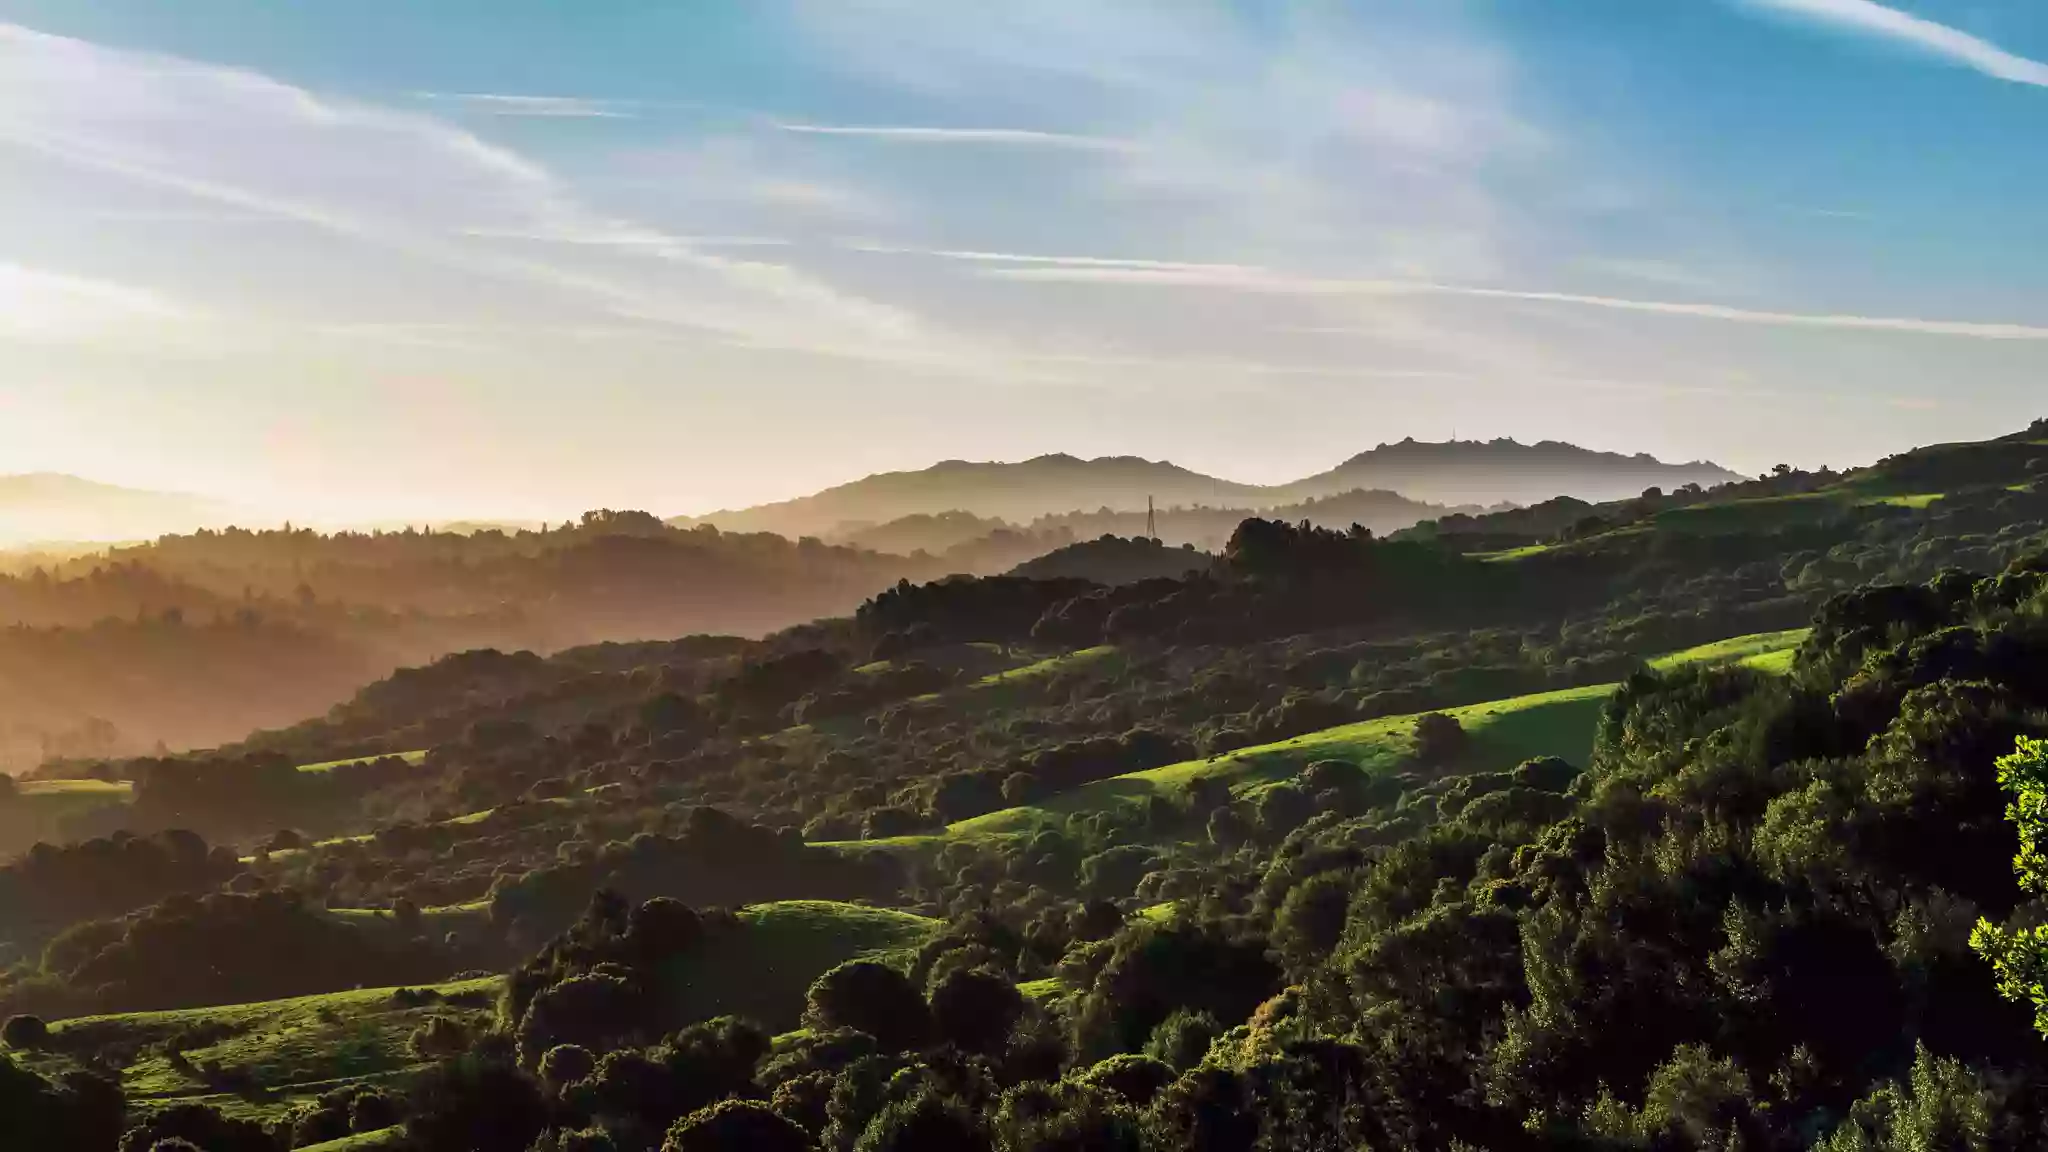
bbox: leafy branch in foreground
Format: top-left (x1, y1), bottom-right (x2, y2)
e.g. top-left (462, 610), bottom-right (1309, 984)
top-left (1974, 737), bottom-right (2048, 1035)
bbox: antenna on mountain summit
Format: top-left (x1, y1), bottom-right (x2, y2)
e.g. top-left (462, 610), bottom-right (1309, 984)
top-left (1146, 495), bottom-right (1158, 543)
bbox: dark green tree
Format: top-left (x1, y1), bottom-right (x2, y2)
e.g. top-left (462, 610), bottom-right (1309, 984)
top-left (664, 1099), bottom-right (812, 1152)
top-left (804, 962), bottom-right (930, 1053)
top-left (929, 968), bottom-right (1024, 1055)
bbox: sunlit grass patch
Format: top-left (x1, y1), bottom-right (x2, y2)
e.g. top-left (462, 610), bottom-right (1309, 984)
top-left (936, 630), bottom-right (1804, 840)
top-left (22, 977), bottom-right (501, 1121)
top-left (974, 645), bottom-right (1118, 687)
top-left (1649, 629), bottom-right (1808, 671)
top-left (296, 749), bottom-right (428, 775)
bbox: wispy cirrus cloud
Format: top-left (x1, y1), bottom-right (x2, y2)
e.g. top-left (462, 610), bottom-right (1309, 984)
top-left (413, 92), bottom-right (637, 118)
top-left (775, 122), bottom-right (1134, 151)
top-left (944, 251), bottom-right (2048, 340)
top-left (0, 23), bottom-right (952, 360)
top-left (0, 262), bottom-right (191, 341)
top-left (839, 241), bottom-right (1221, 272)
top-left (1574, 257), bottom-right (1727, 294)
top-left (1735, 0), bottom-right (2048, 87)
top-left (786, 1), bottom-right (1553, 283)
top-left (466, 227), bottom-right (790, 248)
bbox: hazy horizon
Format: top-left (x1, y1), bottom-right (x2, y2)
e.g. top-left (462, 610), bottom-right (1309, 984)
top-left (5, 1), bottom-right (2047, 524)
top-left (5, 431), bottom-right (1750, 531)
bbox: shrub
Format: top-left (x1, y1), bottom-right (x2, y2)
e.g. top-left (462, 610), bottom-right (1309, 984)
top-left (1300, 759), bottom-right (1364, 796)
top-left (1272, 872), bottom-right (1353, 973)
top-left (405, 1053), bottom-right (548, 1152)
top-left (2, 1014), bottom-right (49, 1049)
top-left (540, 1043), bottom-right (598, 1092)
top-left (663, 1099), bottom-right (811, 1152)
top-left (1144, 1009), bottom-right (1221, 1072)
top-left (1413, 713), bottom-right (1470, 766)
top-left (1076, 1054), bottom-right (1174, 1106)
top-left (1512, 755), bottom-right (1578, 793)
top-left (532, 1129), bottom-right (619, 1152)
top-left (516, 973), bottom-right (642, 1065)
top-left (862, 806), bottom-right (932, 840)
top-left (410, 1015), bottom-right (471, 1059)
top-left (1255, 783), bottom-right (1314, 839)
top-left (854, 1087), bottom-right (988, 1152)
top-left (1078, 845), bottom-right (1159, 900)
top-left (350, 1090), bottom-right (402, 1133)
top-left (117, 1102), bottom-right (274, 1152)
top-left (1206, 805), bottom-right (1252, 849)
top-left (991, 1081), bottom-right (1143, 1152)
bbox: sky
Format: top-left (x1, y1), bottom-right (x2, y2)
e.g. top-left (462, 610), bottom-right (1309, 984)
top-left (1, 0), bottom-right (2046, 523)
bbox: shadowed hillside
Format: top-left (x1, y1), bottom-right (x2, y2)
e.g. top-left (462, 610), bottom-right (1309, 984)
top-left (0, 513), bottom-right (1062, 761)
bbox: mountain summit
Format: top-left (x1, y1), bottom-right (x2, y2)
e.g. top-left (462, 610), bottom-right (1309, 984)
top-left (675, 454), bottom-right (1268, 540)
top-left (679, 440), bottom-right (1743, 539)
top-left (1275, 438), bottom-right (1743, 507)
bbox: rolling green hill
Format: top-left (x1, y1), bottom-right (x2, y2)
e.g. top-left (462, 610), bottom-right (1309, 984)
top-left (251, 630), bottom-right (1808, 867)
top-left (0, 778), bottom-right (134, 854)
top-left (16, 977), bottom-right (500, 1123)
top-left (973, 645), bottom-right (1119, 687)
top-left (295, 750), bottom-right (428, 775)
top-left (298, 1130), bottom-right (403, 1151)
top-left (866, 628), bottom-right (1807, 845)
top-left (1647, 628), bottom-right (1809, 671)
top-left (10, 899), bottom-right (933, 1124)
top-left (938, 683), bottom-right (1615, 840)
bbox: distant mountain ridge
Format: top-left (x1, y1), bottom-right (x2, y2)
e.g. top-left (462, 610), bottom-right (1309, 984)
top-left (0, 473), bottom-right (245, 547)
top-left (675, 440), bottom-right (1744, 540)
top-left (1276, 437), bottom-right (1744, 507)
top-left (675, 454), bottom-right (1267, 541)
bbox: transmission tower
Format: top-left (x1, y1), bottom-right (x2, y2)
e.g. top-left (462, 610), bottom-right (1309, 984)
top-left (1146, 495), bottom-right (1158, 542)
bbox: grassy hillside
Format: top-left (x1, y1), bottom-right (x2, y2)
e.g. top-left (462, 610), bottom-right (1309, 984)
top-left (15, 778), bottom-right (133, 798)
top-left (296, 749), bottom-right (428, 775)
top-left (1647, 628), bottom-right (1810, 671)
top-left (911, 628), bottom-right (1806, 842)
top-left (973, 645), bottom-right (1119, 687)
top-left (298, 1130), bottom-right (403, 1151)
top-left (2, 753), bottom-right (422, 858)
top-left (7, 900), bottom-right (931, 1124)
top-left (17, 977), bottom-right (500, 1122)
top-left (0, 778), bottom-right (134, 853)
top-left (1420, 428), bottom-right (2045, 564)
top-left (943, 683), bottom-right (1613, 839)
top-left (266, 630), bottom-right (1805, 864)
top-left (325, 901), bottom-right (492, 933)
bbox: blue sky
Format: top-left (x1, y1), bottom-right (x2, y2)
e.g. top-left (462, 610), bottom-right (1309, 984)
top-left (1, 0), bottom-right (2044, 521)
